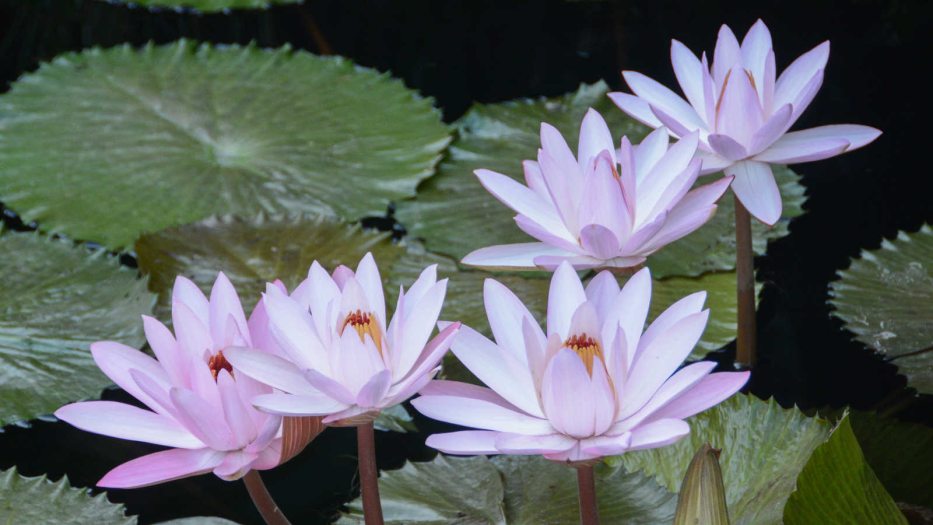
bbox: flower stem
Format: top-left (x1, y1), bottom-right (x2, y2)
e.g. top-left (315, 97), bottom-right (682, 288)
top-left (734, 195), bottom-right (757, 368)
top-left (576, 465), bottom-right (600, 525)
top-left (357, 421), bottom-right (385, 525)
top-left (242, 470), bottom-right (292, 525)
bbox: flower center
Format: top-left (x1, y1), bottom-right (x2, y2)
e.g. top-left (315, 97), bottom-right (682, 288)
top-left (342, 309), bottom-right (383, 352)
top-left (208, 350), bottom-right (233, 381)
top-left (565, 334), bottom-right (603, 375)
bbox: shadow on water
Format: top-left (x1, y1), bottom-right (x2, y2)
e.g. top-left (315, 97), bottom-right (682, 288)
top-left (0, 0), bottom-right (931, 522)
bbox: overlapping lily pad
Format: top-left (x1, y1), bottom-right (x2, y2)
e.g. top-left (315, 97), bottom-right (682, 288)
top-left (0, 468), bottom-right (135, 524)
top-left (338, 455), bottom-right (677, 524)
top-left (101, 0), bottom-right (302, 13)
top-left (0, 231), bottom-right (154, 426)
top-left (614, 395), bottom-right (904, 524)
top-left (829, 225), bottom-right (933, 393)
top-left (0, 41), bottom-right (450, 250)
top-left (396, 82), bottom-right (806, 278)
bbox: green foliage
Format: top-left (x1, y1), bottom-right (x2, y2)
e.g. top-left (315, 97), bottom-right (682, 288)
top-left (830, 225), bottom-right (933, 393)
top-left (0, 468), bottom-right (135, 524)
top-left (0, 41), bottom-right (449, 250)
top-left (0, 231), bottom-right (154, 426)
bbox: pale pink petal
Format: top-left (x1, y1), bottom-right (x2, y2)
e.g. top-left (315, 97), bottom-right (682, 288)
top-left (171, 301), bottom-right (213, 360)
top-left (580, 224), bottom-right (621, 260)
top-left (333, 329), bottom-right (386, 397)
top-left (172, 276), bottom-right (209, 327)
top-left (216, 371), bottom-right (257, 448)
top-left (213, 450), bottom-right (259, 481)
top-left (577, 151), bottom-right (630, 238)
top-left (411, 395), bottom-right (553, 434)
top-left (170, 387), bottom-right (236, 451)
top-left (98, 448), bottom-right (225, 489)
top-left (697, 150), bottom-right (733, 175)
top-left (643, 157), bottom-right (703, 224)
top-left (624, 210), bottom-right (669, 253)
top-left (787, 68), bottom-right (824, 123)
top-left (601, 267), bottom-right (651, 365)
top-left (578, 108), bottom-right (617, 169)
top-left (611, 361), bottom-right (716, 433)
top-left (475, 169), bottom-right (570, 239)
top-left (356, 370), bottom-right (392, 408)
top-left (636, 177), bottom-right (732, 254)
top-left (542, 442), bottom-right (602, 463)
top-left (494, 432), bottom-right (577, 455)
top-left (748, 104), bottom-right (793, 155)
top-left (462, 243), bottom-right (577, 271)
top-left (623, 71), bottom-right (705, 130)
top-left (584, 270), bottom-right (621, 320)
top-left (547, 261), bottom-right (587, 339)
top-left (392, 322), bottom-right (460, 395)
top-left (607, 92), bottom-right (664, 128)
top-left (302, 262), bottom-right (341, 346)
top-left (533, 253), bottom-right (640, 271)
top-left (130, 369), bottom-right (183, 421)
top-left (264, 286), bottom-right (328, 371)
top-left (712, 25), bottom-right (742, 84)
top-left (382, 367), bottom-right (435, 407)
top-left (633, 127), bottom-right (671, 181)
top-left (419, 380), bottom-right (514, 407)
top-left (716, 67), bottom-right (763, 145)
top-left (646, 372), bottom-right (750, 422)
top-left (774, 41), bottom-right (830, 110)
top-left (755, 124), bottom-right (881, 164)
top-left (522, 316), bottom-right (549, 386)
top-left (209, 272), bottom-right (250, 348)
top-left (447, 324), bottom-right (542, 417)
top-left (619, 310), bottom-right (709, 419)
top-left (639, 291), bottom-right (708, 351)
top-left (252, 392), bottom-right (349, 416)
top-left (627, 418), bottom-right (691, 451)
top-left (523, 160), bottom-right (550, 200)
top-left (304, 369), bottom-right (355, 405)
top-left (55, 401), bottom-right (202, 449)
top-left (394, 280), bottom-right (448, 379)
top-left (331, 265), bottom-right (355, 289)
top-left (484, 279), bottom-right (537, 363)
top-left (224, 347), bottom-right (316, 395)
top-left (636, 132), bottom-right (700, 225)
top-left (541, 349), bottom-right (596, 438)
top-left (246, 294), bottom-right (282, 358)
top-left (425, 431), bottom-right (501, 455)
top-left (740, 20), bottom-right (773, 101)
top-left (251, 437), bottom-right (284, 469)
top-left (141, 316), bottom-right (186, 385)
top-left (354, 253), bottom-right (387, 330)
top-left (580, 432), bottom-right (633, 457)
top-left (590, 360), bottom-right (617, 436)
top-left (515, 215), bottom-right (583, 253)
top-left (537, 148), bottom-right (581, 234)
top-left (671, 40), bottom-right (708, 123)
top-left (540, 122), bottom-right (581, 180)
top-left (727, 161), bottom-right (782, 225)
top-left (650, 105), bottom-right (697, 139)
top-left (91, 341), bottom-right (170, 412)
top-left (708, 133), bottom-right (748, 161)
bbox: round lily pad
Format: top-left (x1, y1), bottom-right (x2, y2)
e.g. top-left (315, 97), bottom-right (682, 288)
top-left (395, 82), bottom-right (805, 278)
top-left (0, 40), bottom-right (450, 250)
top-left (0, 468), bottom-right (135, 524)
top-left (100, 0), bottom-right (301, 13)
top-left (829, 225), bottom-right (933, 394)
top-left (0, 231), bottom-right (154, 426)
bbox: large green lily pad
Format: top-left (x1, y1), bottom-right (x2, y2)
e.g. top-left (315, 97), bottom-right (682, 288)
top-left (0, 41), bottom-right (450, 250)
top-left (0, 468), bottom-right (135, 524)
top-left (0, 231), bottom-right (154, 426)
top-left (396, 82), bottom-right (805, 278)
top-left (829, 225), bottom-right (933, 394)
top-left (101, 0), bottom-right (302, 13)
top-left (338, 455), bottom-right (677, 524)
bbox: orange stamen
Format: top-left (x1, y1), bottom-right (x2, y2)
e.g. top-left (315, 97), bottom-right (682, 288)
top-left (342, 309), bottom-right (384, 354)
top-left (565, 334), bottom-right (603, 376)
top-left (208, 350), bottom-right (233, 381)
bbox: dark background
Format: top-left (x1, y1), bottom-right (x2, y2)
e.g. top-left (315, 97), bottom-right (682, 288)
top-left (0, 0), bottom-right (931, 523)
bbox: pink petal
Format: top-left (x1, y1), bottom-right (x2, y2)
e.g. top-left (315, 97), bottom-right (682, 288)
top-left (580, 432), bottom-right (633, 457)
top-left (354, 253), bottom-right (387, 330)
top-left (392, 321), bottom-right (460, 396)
top-left (712, 24), bottom-right (742, 84)
top-left (474, 169), bottom-right (569, 239)
top-left (541, 349), bottom-right (597, 438)
top-left (494, 432), bottom-right (577, 455)
top-left (696, 150), bottom-right (733, 175)
top-left (619, 310), bottom-right (709, 419)
top-left (774, 41), bottom-right (830, 111)
top-left (246, 296), bottom-right (281, 357)
top-left (748, 104), bottom-right (793, 155)
top-left (642, 157), bottom-right (703, 224)
top-left (602, 267), bottom-right (651, 367)
top-left (462, 242), bottom-right (576, 271)
top-left (171, 276), bottom-right (209, 327)
top-left (412, 394), bottom-right (552, 434)
top-left (304, 369), bottom-right (356, 405)
top-left (636, 176), bottom-right (732, 254)
top-left (301, 262), bottom-right (341, 346)
top-left (716, 67), bottom-right (763, 145)
top-left (224, 347), bottom-right (316, 395)
top-left (623, 71), bottom-right (705, 131)
top-left (727, 161), bottom-right (782, 225)
top-left (584, 270), bottom-right (621, 320)
top-left (640, 291), bottom-right (708, 351)
top-left (547, 261), bottom-right (588, 339)
top-left (90, 341), bottom-right (170, 413)
top-left (577, 151), bottom-right (631, 238)
top-left (171, 300), bottom-right (212, 360)
top-left (523, 160), bottom-right (550, 200)
top-left (636, 132), bottom-right (700, 224)
top-left (755, 124), bottom-right (881, 164)
top-left (447, 324), bottom-right (542, 417)
top-left (540, 122), bottom-right (581, 181)
top-left (252, 392), bottom-right (348, 416)
top-left (671, 40), bottom-right (708, 123)
top-left (419, 380), bottom-right (516, 408)
top-left (627, 418), bottom-right (691, 451)
top-left (533, 253), bottom-right (637, 271)
top-left (633, 127), bottom-right (671, 181)
top-left (650, 105), bottom-right (697, 139)
top-left (515, 215), bottom-right (582, 253)
top-left (251, 437), bottom-right (284, 469)
top-left (264, 286), bottom-right (328, 371)
top-left (98, 448), bottom-right (225, 489)
top-left (608, 92), bottom-right (663, 128)
top-left (647, 372), bottom-right (750, 422)
top-left (209, 272), bottom-right (250, 348)
top-left (580, 224), bottom-right (621, 260)
top-left (213, 450), bottom-right (259, 481)
top-left (55, 401), bottom-right (202, 449)
top-left (708, 133), bottom-right (748, 161)
top-left (740, 20), bottom-right (773, 101)
top-left (578, 108), bottom-right (617, 169)
top-left (356, 369), bottom-right (392, 408)
top-left (142, 316), bottom-right (186, 386)
top-left (332, 329), bottom-right (386, 396)
top-left (394, 279), bottom-right (448, 378)
top-left (484, 279), bottom-right (537, 363)
top-left (611, 361), bottom-right (716, 433)
top-left (425, 430), bottom-right (501, 455)
top-left (537, 148), bottom-right (582, 234)
top-left (216, 371), bottom-right (257, 448)
top-left (170, 387), bottom-right (236, 451)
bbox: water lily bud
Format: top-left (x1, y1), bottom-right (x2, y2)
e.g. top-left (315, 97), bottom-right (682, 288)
top-left (674, 443), bottom-right (730, 525)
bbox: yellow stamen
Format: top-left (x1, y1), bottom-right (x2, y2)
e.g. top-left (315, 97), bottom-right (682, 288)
top-left (342, 309), bottom-right (383, 354)
top-left (565, 334), bottom-right (603, 376)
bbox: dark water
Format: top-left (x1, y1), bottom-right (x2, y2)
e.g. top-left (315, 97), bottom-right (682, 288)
top-left (0, 0), bottom-right (931, 523)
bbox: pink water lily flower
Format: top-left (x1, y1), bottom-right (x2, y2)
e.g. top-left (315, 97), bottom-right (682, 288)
top-left (412, 262), bottom-right (749, 463)
top-left (611, 20), bottom-right (881, 225)
top-left (462, 108), bottom-right (732, 271)
top-left (56, 273), bottom-right (299, 488)
top-left (225, 253), bottom-right (460, 426)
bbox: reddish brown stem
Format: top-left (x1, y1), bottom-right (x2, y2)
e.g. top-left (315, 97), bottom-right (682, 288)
top-left (299, 5), bottom-right (333, 55)
top-left (243, 470), bottom-right (292, 525)
top-left (357, 422), bottom-right (385, 525)
top-left (576, 465), bottom-right (600, 525)
top-left (734, 195), bottom-right (757, 368)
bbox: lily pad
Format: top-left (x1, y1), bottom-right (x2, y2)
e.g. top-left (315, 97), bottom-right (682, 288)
top-left (0, 231), bottom-right (154, 426)
top-left (0, 468), bottom-right (135, 524)
top-left (829, 225), bottom-right (933, 393)
top-left (338, 455), bottom-right (677, 524)
top-left (395, 82), bottom-right (805, 278)
top-left (100, 0), bottom-right (301, 13)
top-left (0, 41), bottom-right (450, 250)
top-left (783, 416), bottom-right (906, 524)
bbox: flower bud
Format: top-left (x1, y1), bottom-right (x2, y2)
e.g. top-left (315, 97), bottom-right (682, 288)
top-left (674, 443), bottom-right (731, 525)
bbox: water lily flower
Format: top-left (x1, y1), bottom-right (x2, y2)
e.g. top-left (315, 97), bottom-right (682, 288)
top-left (412, 262), bottom-right (749, 463)
top-left (462, 108), bottom-right (732, 271)
top-left (56, 273), bottom-right (298, 488)
top-left (611, 19), bottom-right (881, 225)
top-left (224, 253), bottom-right (460, 426)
